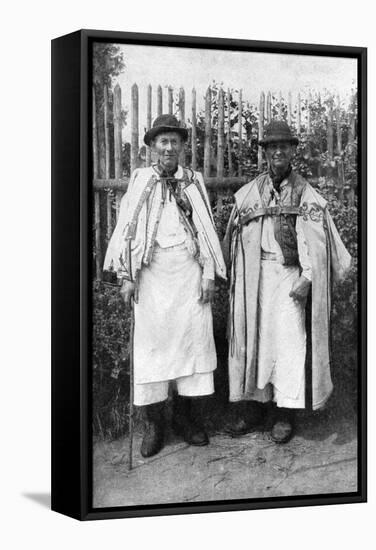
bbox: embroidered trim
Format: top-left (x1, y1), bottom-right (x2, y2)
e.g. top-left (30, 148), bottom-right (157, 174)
top-left (301, 202), bottom-right (324, 223)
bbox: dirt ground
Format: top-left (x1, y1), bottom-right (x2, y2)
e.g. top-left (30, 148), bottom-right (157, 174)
top-left (93, 408), bottom-right (357, 508)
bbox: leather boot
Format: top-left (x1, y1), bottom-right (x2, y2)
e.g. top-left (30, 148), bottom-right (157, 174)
top-left (140, 401), bottom-right (165, 458)
top-left (172, 396), bottom-right (209, 446)
top-left (225, 400), bottom-right (265, 437)
top-left (271, 407), bottom-right (295, 444)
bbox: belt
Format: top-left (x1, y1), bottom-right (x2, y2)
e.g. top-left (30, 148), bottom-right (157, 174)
top-left (261, 251), bottom-right (278, 261)
top-left (240, 205), bottom-right (303, 226)
top-left (153, 241), bottom-right (187, 253)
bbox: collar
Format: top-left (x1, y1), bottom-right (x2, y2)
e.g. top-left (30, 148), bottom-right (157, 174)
top-left (152, 164), bottom-right (184, 179)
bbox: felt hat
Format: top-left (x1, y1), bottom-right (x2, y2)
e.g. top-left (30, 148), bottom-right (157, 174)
top-left (258, 120), bottom-right (299, 146)
top-left (144, 114), bottom-right (188, 146)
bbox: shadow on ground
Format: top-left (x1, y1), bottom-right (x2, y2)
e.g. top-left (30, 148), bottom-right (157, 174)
top-left (22, 493), bottom-right (51, 509)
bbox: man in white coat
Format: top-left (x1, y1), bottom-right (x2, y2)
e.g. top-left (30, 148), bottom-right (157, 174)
top-left (224, 120), bottom-right (351, 444)
top-left (104, 115), bottom-right (226, 457)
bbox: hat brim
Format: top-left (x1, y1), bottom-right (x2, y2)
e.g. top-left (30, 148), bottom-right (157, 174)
top-left (258, 135), bottom-right (299, 147)
top-left (144, 125), bottom-right (188, 146)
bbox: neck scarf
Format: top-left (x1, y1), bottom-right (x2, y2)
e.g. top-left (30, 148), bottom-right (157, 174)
top-left (269, 164), bottom-right (292, 193)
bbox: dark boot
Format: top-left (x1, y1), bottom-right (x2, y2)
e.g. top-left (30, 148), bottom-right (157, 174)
top-left (225, 400), bottom-right (265, 437)
top-left (271, 407), bottom-right (295, 444)
top-left (172, 396), bottom-right (209, 446)
top-left (140, 401), bottom-right (165, 458)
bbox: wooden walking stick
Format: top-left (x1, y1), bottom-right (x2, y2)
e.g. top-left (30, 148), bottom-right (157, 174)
top-left (128, 296), bottom-right (135, 470)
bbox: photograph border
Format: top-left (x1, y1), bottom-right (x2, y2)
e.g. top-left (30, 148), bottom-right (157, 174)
top-left (51, 29), bottom-right (367, 521)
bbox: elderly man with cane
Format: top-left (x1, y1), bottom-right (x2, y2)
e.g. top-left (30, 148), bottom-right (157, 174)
top-left (104, 114), bottom-right (226, 458)
top-left (224, 120), bottom-right (351, 444)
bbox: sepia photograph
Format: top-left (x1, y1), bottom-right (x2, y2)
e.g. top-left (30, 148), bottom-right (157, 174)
top-left (91, 37), bottom-right (361, 510)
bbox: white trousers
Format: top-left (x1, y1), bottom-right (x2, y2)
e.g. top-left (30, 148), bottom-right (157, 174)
top-left (134, 371), bottom-right (214, 406)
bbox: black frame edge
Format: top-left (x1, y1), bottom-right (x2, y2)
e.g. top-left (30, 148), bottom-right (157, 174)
top-left (51, 29), bottom-right (84, 520)
top-left (358, 46), bottom-right (367, 503)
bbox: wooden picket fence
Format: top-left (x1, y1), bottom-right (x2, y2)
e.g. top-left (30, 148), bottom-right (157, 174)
top-left (93, 83), bottom-right (357, 280)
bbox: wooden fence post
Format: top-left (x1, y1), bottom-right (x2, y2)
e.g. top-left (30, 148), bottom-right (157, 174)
top-left (168, 86), bottom-right (173, 114)
top-left (278, 91), bottom-right (283, 120)
top-left (227, 89), bottom-right (233, 176)
top-left (348, 110), bottom-right (355, 144)
top-left (103, 85), bottom-right (112, 242)
top-left (258, 91), bottom-right (265, 172)
top-left (217, 88), bottom-right (225, 209)
top-left (104, 85), bottom-right (110, 180)
top-left (307, 92), bottom-right (312, 135)
top-left (92, 87), bottom-right (99, 180)
top-left (336, 94), bottom-right (344, 200)
top-left (131, 83), bottom-right (139, 176)
top-left (191, 87), bottom-right (197, 170)
top-left (347, 93), bottom-right (356, 206)
top-left (92, 86), bottom-right (102, 280)
top-left (238, 89), bottom-right (243, 177)
top-left (327, 96), bottom-right (334, 161)
top-left (157, 85), bottom-right (163, 116)
top-left (178, 87), bottom-right (186, 166)
top-left (114, 83), bottom-right (123, 217)
top-left (296, 93), bottom-right (301, 135)
top-left (204, 86), bottom-right (212, 178)
top-left (287, 91), bottom-right (292, 126)
top-left (146, 84), bottom-right (152, 167)
top-left (336, 94), bottom-right (342, 154)
top-left (266, 91), bottom-right (272, 123)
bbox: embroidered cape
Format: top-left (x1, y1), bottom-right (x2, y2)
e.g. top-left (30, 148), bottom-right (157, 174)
top-left (223, 171), bottom-right (351, 409)
top-left (104, 165), bottom-right (226, 282)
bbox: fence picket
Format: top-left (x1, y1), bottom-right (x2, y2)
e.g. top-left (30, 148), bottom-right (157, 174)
top-left (191, 88), bottom-right (197, 170)
top-left (168, 86), bottom-right (173, 114)
top-left (217, 88), bottom-right (225, 177)
top-left (146, 84), bottom-right (152, 166)
top-left (104, 85), bottom-right (110, 180)
top-left (278, 91), bottom-right (283, 119)
top-left (238, 89), bottom-right (243, 177)
top-left (179, 87), bottom-right (186, 166)
top-left (131, 83), bottom-right (139, 176)
top-left (258, 91), bottom-right (265, 171)
top-left (114, 84), bottom-right (123, 218)
top-left (307, 92), bottom-right (312, 135)
top-left (287, 91), bottom-right (292, 126)
top-left (227, 89), bottom-right (233, 176)
top-left (336, 94), bottom-right (345, 200)
top-left (157, 85), bottom-right (162, 116)
top-left (104, 85), bottom-right (113, 241)
top-left (266, 91), bottom-right (271, 123)
top-left (296, 93), bottom-right (301, 134)
top-left (327, 97), bottom-right (334, 160)
top-left (92, 86), bottom-right (102, 280)
top-left (204, 87), bottom-right (211, 178)
top-left (92, 87), bottom-right (99, 180)
top-left (217, 88), bottom-right (225, 209)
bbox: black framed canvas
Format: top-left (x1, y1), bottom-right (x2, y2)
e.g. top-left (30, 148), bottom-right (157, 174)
top-left (51, 29), bottom-right (367, 520)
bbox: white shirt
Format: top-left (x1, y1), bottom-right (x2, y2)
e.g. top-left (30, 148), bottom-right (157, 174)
top-left (154, 166), bottom-right (215, 280)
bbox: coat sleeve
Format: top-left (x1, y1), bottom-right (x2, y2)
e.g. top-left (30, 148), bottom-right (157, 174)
top-left (194, 171), bottom-right (215, 223)
top-left (325, 208), bottom-right (352, 283)
top-left (102, 169), bottom-right (139, 279)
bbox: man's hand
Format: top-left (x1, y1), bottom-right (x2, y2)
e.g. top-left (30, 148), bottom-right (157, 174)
top-left (200, 278), bottom-right (215, 304)
top-left (120, 280), bottom-right (136, 305)
top-left (289, 275), bottom-right (311, 302)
